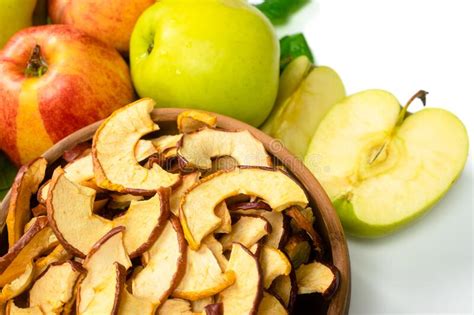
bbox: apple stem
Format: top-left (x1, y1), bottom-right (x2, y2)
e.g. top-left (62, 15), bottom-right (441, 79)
top-left (396, 90), bottom-right (429, 126)
top-left (25, 44), bottom-right (48, 78)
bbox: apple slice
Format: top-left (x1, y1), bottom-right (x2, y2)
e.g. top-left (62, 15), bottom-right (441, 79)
top-left (262, 65), bottom-right (346, 158)
top-left (77, 228), bottom-right (131, 315)
top-left (295, 261), bottom-right (340, 299)
top-left (0, 262), bottom-right (34, 304)
top-left (219, 215), bottom-right (271, 251)
top-left (29, 261), bottom-right (85, 314)
top-left (177, 110), bottom-right (218, 133)
top-left (151, 134), bottom-right (183, 152)
top-left (178, 128), bottom-right (272, 170)
top-left (180, 167), bottom-right (308, 250)
top-left (214, 202), bottom-right (232, 234)
top-left (132, 216), bottom-right (187, 305)
top-left (156, 299), bottom-right (193, 315)
top-left (259, 246), bottom-right (291, 289)
top-left (5, 301), bottom-right (43, 315)
top-left (118, 289), bottom-right (155, 315)
top-left (283, 234), bottom-right (311, 269)
top-left (305, 90), bottom-right (469, 236)
top-left (6, 157), bottom-right (47, 247)
top-left (230, 208), bottom-right (287, 249)
top-left (47, 170), bottom-right (169, 257)
top-left (270, 274), bottom-right (297, 311)
top-left (92, 98), bottom-right (179, 193)
top-left (34, 245), bottom-right (72, 277)
top-left (77, 262), bottom-right (125, 315)
top-left (0, 217), bottom-right (56, 287)
top-left (203, 235), bottom-right (228, 271)
top-left (285, 207), bottom-right (324, 258)
top-left (218, 243), bottom-right (262, 315)
top-left (169, 172), bottom-right (200, 215)
top-left (173, 244), bottom-right (236, 301)
top-left (256, 292), bottom-right (288, 315)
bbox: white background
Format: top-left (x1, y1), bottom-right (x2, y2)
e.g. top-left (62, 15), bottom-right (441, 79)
top-left (270, 0), bottom-right (474, 314)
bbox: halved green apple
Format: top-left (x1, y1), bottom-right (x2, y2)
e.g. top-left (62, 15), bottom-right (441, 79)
top-left (304, 90), bottom-right (469, 237)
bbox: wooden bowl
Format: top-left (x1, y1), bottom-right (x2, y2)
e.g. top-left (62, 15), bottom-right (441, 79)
top-left (0, 108), bottom-right (350, 314)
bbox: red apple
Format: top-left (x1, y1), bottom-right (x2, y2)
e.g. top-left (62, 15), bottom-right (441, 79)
top-left (0, 25), bottom-right (134, 166)
top-left (49, 0), bottom-right (155, 53)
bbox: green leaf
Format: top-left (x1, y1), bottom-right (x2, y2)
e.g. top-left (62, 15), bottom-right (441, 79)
top-left (256, 0), bottom-right (310, 25)
top-left (0, 152), bottom-right (17, 201)
top-left (279, 33), bottom-right (314, 71)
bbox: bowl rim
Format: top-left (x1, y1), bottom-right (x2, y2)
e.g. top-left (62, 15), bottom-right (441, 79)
top-left (0, 107), bottom-right (351, 314)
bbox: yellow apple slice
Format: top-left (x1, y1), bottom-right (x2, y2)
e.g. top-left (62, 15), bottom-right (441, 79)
top-left (259, 246), bottom-right (291, 289)
top-left (305, 90), bottom-right (469, 236)
top-left (132, 217), bottom-right (187, 305)
top-left (29, 261), bottom-right (85, 314)
top-left (92, 98), bottom-right (179, 193)
top-left (177, 110), bottom-right (217, 133)
top-left (5, 301), bottom-right (43, 315)
top-left (0, 262), bottom-right (34, 304)
top-left (219, 215), bottom-right (271, 251)
top-left (151, 134), bottom-right (183, 152)
top-left (218, 243), bottom-right (262, 315)
top-left (180, 167), bottom-right (308, 250)
top-left (34, 245), bottom-right (71, 277)
top-left (47, 169), bottom-right (169, 257)
top-left (173, 244), bottom-right (236, 301)
top-left (156, 299), bottom-right (193, 315)
top-left (77, 228), bottom-right (131, 315)
top-left (178, 128), bottom-right (271, 169)
top-left (169, 172), bottom-right (200, 215)
top-left (203, 235), bottom-right (228, 271)
top-left (295, 261), bottom-right (340, 299)
top-left (0, 216), bottom-right (56, 287)
top-left (256, 292), bottom-right (288, 315)
top-left (118, 289), bottom-right (155, 315)
top-left (6, 157), bottom-right (47, 247)
top-left (214, 202), bottom-right (232, 234)
top-left (270, 274), bottom-right (297, 310)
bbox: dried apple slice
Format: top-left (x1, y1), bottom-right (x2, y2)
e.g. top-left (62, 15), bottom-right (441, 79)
top-left (0, 262), bottom-right (34, 304)
top-left (169, 172), bottom-right (200, 215)
top-left (77, 228), bottom-right (131, 315)
top-left (118, 289), bottom-right (155, 315)
top-left (6, 157), bottom-right (47, 247)
top-left (230, 209), bottom-right (287, 249)
top-left (203, 235), bottom-right (228, 271)
top-left (218, 243), bottom-right (262, 315)
top-left (0, 217), bottom-right (56, 287)
top-left (295, 261), bottom-right (340, 299)
top-left (219, 215), bottom-right (271, 251)
top-left (29, 261), bottom-right (85, 314)
top-left (156, 299), bottom-right (192, 315)
top-left (132, 217), bottom-right (187, 305)
top-left (285, 207), bottom-right (324, 258)
top-left (47, 170), bottom-right (168, 257)
top-left (178, 128), bottom-right (271, 169)
top-left (270, 274), bottom-right (297, 310)
top-left (34, 245), bottom-right (72, 277)
top-left (180, 167), bottom-right (308, 250)
top-left (259, 246), bottom-right (291, 289)
top-left (214, 202), bottom-right (232, 234)
top-left (283, 234), bottom-right (311, 269)
top-left (5, 301), bottom-right (43, 315)
top-left (135, 139), bottom-right (158, 162)
top-left (257, 292), bottom-right (288, 315)
top-left (152, 134), bottom-right (183, 152)
top-left (92, 98), bottom-right (179, 193)
top-left (173, 244), bottom-right (236, 301)
top-left (177, 110), bottom-right (217, 133)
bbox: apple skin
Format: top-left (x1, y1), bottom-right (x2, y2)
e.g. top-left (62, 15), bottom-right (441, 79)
top-left (0, 25), bottom-right (134, 166)
top-left (130, 0), bottom-right (279, 127)
top-left (0, 0), bottom-right (37, 48)
top-left (48, 0), bottom-right (155, 53)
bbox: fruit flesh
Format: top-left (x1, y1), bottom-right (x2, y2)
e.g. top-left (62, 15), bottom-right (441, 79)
top-left (305, 90), bottom-right (469, 236)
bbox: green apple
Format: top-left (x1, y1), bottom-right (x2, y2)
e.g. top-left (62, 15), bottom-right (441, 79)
top-left (262, 56), bottom-right (346, 158)
top-left (304, 90), bottom-right (469, 237)
top-left (0, 0), bottom-right (37, 48)
top-left (130, 0), bottom-right (279, 127)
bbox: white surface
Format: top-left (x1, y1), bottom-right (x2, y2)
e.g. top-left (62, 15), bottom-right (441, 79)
top-left (275, 0), bottom-right (474, 314)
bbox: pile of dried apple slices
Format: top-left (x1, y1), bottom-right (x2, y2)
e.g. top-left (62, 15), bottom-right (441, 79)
top-left (0, 99), bottom-right (340, 315)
